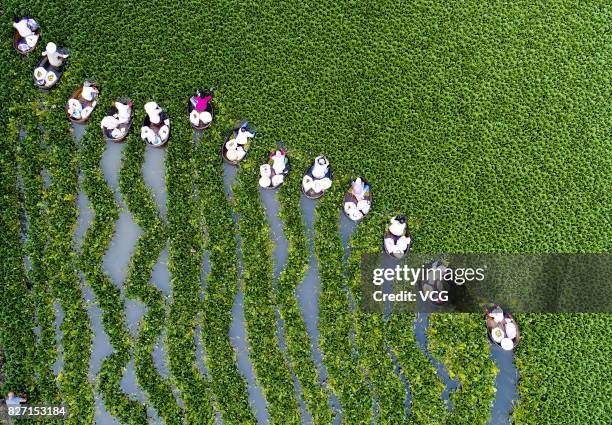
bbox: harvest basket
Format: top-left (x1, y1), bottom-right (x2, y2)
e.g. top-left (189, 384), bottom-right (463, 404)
top-left (32, 55), bottom-right (65, 90)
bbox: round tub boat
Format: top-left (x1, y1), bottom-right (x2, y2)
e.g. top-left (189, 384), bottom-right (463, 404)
top-left (259, 150), bottom-right (290, 189)
top-left (13, 18), bottom-right (41, 55)
top-left (222, 122), bottom-right (255, 165)
top-left (383, 216), bottom-right (412, 258)
top-left (102, 99), bottom-right (133, 143)
top-left (343, 177), bottom-right (372, 221)
top-left (65, 83), bottom-right (99, 124)
top-left (142, 111), bottom-right (170, 148)
top-left (485, 304), bottom-right (520, 351)
top-left (188, 91), bottom-right (214, 130)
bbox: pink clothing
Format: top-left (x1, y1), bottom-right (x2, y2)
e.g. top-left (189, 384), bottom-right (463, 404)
top-left (194, 95), bottom-right (213, 112)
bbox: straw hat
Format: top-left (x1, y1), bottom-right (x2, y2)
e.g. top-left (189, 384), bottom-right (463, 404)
top-left (505, 322), bottom-right (517, 339)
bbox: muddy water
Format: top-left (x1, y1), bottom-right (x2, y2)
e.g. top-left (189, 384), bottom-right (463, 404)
top-left (260, 188), bottom-right (312, 424)
top-left (297, 195), bottom-right (342, 424)
top-left (99, 139), bottom-right (148, 411)
top-left (224, 162), bottom-right (269, 424)
top-left (488, 344), bottom-right (518, 424)
top-left (413, 311), bottom-right (460, 408)
top-left (72, 124), bottom-right (120, 424)
top-left (142, 147), bottom-right (167, 218)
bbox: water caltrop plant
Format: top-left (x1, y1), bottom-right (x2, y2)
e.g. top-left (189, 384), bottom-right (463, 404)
top-left (0, 1), bottom-right (610, 424)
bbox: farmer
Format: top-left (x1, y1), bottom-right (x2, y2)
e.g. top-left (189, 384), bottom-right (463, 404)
top-left (5, 391), bottom-right (27, 406)
top-left (189, 91), bottom-right (213, 127)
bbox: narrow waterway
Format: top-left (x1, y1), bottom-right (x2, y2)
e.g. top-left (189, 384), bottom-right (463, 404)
top-left (413, 310), bottom-right (460, 409)
top-left (224, 162), bottom-right (269, 424)
top-left (297, 195), bottom-right (342, 424)
top-left (488, 343), bottom-right (519, 424)
top-left (260, 188), bottom-right (312, 424)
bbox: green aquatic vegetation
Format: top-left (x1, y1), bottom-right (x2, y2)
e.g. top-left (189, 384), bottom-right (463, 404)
top-left (79, 105), bottom-right (148, 425)
top-left (119, 122), bottom-right (184, 425)
top-left (196, 102), bottom-right (256, 424)
top-left (165, 106), bottom-right (217, 424)
top-left (1, 0), bottom-right (610, 423)
top-left (344, 192), bottom-right (409, 425)
top-left (314, 185), bottom-right (372, 423)
top-left (347, 217), bottom-right (447, 424)
top-left (16, 119), bottom-right (59, 404)
top-left (513, 314), bottom-right (612, 425)
top-left (40, 82), bottom-right (95, 425)
top-left (0, 118), bottom-right (36, 396)
top-left (234, 141), bottom-right (302, 424)
top-left (427, 314), bottom-right (497, 425)
top-left (276, 153), bottom-right (335, 424)
top-left (0, 24), bottom-right (38, 399)
top-left (387, 314), bottom-right (447, 425)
